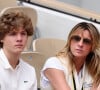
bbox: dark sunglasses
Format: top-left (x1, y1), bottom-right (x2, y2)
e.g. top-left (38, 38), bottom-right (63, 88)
top-left (71, 35), bottom-right (92, 45)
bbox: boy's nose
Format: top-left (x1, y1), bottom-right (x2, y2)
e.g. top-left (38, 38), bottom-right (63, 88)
top-left (16, 34), bottom-right (22, 41)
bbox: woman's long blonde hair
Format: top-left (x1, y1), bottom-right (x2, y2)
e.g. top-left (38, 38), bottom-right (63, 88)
top-left (57, 22), bottom-right (100, 86)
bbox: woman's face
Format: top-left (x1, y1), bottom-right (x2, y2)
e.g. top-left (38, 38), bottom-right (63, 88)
top-left (2, 27), bottom-right (28, 54)
top-left (70, 28), bottom-right (92, 58)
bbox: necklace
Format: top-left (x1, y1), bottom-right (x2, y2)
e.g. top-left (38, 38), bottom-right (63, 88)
top-left (72, 71), bottom-right (83, 90)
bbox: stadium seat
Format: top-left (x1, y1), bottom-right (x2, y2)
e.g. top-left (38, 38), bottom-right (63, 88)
top-left (21, 51), bottom-right (47, 90)
top-left (33, 38), bottom-right (66, 58)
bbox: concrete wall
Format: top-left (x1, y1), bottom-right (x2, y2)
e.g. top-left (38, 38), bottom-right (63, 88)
top-left (19, 2), bottom-right (100, 40)
top-left (58, 0), bottom-right (81, 7)
top-left (58, 0), bottom-right (100, 14)
top-left (81, 0), bottom-right (100, 14)
top-left (0, 0), bottom-right (17, 12)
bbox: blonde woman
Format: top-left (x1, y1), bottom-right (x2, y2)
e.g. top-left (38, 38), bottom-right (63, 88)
top-left (41, 22), bottom-right (100, 90)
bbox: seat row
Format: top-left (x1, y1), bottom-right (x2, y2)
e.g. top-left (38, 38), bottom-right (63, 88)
top-left (21, 38), bottom-right (66, 89)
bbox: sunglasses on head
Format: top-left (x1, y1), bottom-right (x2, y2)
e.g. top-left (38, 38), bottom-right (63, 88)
top-left (71, 35), bottom-right (92, 45)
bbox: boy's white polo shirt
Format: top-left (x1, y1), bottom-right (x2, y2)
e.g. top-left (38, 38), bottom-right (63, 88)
top-left (0, 49), bottom-right (37, 90)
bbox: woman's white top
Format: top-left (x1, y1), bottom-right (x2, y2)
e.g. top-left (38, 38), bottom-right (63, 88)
top-left (41, 57), bottom-right (93, 90)
top-left (0, 49), bottom-right (37, 90)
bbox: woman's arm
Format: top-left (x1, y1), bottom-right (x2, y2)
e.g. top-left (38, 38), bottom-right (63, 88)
top-left (44, 68), bottom-right (71, 90)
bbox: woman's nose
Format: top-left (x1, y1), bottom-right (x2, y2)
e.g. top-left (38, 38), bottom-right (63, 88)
top-left (78, 39), bottom-right (84, 46)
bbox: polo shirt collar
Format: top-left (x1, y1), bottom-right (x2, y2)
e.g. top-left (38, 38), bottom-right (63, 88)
top-left (0, 49), bottom-right (21, 70)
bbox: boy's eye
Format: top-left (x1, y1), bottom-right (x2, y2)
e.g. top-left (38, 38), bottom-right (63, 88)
top-left (21, 32), bottom-right (27, 35)
top-left (8, 32), bottom-right (17, 36)
top-left (7, 31), bottom-right (27, 36)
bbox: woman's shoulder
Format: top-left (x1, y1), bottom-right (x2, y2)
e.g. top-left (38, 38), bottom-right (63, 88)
top-left (42, 56), bottom-right (71, 72)
top-left (46, 56), bottom-right (61, 63)
top-left (47, 56), bottom-right (71, 67)
top-left (45, 56), bottom-right (63, 66)
top-left (42, 56), bottom-right (64, 71)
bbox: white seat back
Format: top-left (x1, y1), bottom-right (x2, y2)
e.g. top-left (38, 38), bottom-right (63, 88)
top-left (21, 51), bottom-right (47, 89)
